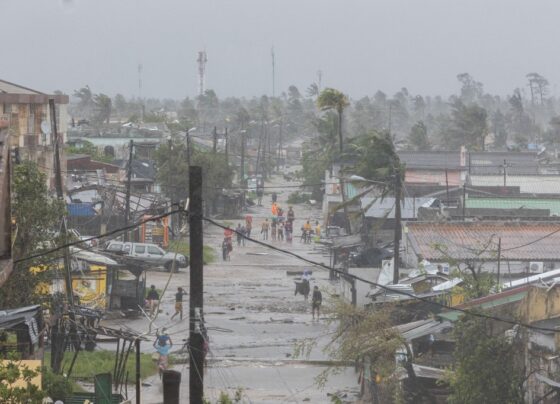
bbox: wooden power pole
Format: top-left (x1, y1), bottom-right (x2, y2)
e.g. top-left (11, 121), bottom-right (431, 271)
top-left (189, 166), bottom-right (204, 403)
top-left (393, 168), bottom-right (402, 284)
top-left (49, 98), bottom-right (78, 371)
top-left (124, 140), bottom-right (134, 242)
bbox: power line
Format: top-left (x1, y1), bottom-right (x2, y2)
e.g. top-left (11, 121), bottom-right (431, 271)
top-left (203, 217), bottom-right (560, 333)
top-left (14, 209), bottom-right (183, 264)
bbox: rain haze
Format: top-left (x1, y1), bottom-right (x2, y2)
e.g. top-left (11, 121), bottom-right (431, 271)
top-left (2, 0), bottom-right (560, 98)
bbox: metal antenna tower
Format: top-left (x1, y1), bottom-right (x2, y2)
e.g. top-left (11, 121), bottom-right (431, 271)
top-left (138, 63), bottom-right (143, 99)
top-left (197, 51), bottom-right (208, 96)
top-left (317, 70), bottom-right (322, 92)
top-left (271, 46), bottom-right (276, 97)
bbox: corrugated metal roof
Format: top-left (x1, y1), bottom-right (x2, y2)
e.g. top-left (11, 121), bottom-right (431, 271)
top-left (466, 197), bottom-right (560, 215)
top-left (362, 197), bottom-right (437, 219)
top-left (398, 151), bottom-right (461, 169)
top-left (406, 221), bottom-right (560, 261)
top-left (470, 151), bottom-right (539, 175)
top-left (438, 286), bottom-right (529, 321)
top-left (470, 175), bottom-right (560, 194)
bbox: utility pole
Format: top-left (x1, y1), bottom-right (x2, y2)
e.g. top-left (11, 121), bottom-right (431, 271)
top-left (224, 127), bottom-right (228, 166)
top-left (49, 98), bottom-right (78, 370)
top-left (497, 237), bottom-right (502, 288)
top-left (445, 168), bottom-right (450, 205)
top-left (135, 339), bottom-right (141, 404)
top-left (212, 126), bottom-right (217, 154)
top-left (277, 118), bottom-right (283, 172)
top-left (189, 166), bottom-right (204, 404)
top-left (271, 46), bottom-right (276, 97)
top-left (503, 159), bottom-right (507, 187)
top-left (393, 168), bottom-right (402, 284)
top-left (186, 129), bottom-right (191, 167)
top-left (462, 184), bottom-right (466, 220)
top-left (240, 130), bottom-right (246, 210)
top-left (124, 140), bottom-right (134, 242)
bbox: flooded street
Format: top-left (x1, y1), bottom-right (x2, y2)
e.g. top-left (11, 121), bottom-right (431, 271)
top-left (105, 173), bottom-right (360, 403)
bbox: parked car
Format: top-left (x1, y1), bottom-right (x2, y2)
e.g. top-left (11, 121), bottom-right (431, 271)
top-left (105, 242), bottom-right (189, 271)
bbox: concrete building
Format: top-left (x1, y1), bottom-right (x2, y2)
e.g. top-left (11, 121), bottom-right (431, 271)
top-left (0, 79), bottom-right (69, 189)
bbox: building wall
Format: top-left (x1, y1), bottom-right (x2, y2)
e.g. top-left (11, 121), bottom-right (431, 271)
top-left (405, 169), bottom-right (463, 186)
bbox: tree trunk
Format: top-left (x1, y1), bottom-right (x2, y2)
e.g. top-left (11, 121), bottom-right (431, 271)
top-left (338, 110), bottom-right (343, 154)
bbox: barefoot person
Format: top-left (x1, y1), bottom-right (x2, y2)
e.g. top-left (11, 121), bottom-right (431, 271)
top-left (146, 285), bottom-right (159, 316)
top-left (170, 287), bottom-right (187, 320)
top-left (312, 286), bottom-right (322, 320)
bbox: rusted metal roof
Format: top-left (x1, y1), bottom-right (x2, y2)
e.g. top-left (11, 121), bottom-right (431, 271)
top-left (406, 221), bottom-right (560, 262)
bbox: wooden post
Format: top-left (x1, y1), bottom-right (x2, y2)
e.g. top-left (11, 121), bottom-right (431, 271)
top-left (189, 167), bottom-right (204, 403)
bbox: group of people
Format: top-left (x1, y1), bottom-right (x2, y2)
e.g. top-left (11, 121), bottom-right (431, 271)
top-left (295, 270), bottom-right (323, 320)
top-left (260, 203), bottom-right (296, 243)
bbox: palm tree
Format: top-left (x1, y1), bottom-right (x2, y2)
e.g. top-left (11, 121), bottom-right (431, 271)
top-left (317, 88), bottom-right (350, 153)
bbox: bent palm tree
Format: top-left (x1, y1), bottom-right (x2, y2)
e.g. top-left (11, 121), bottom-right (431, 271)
top-left (317, 88), bottom-right (350, 153)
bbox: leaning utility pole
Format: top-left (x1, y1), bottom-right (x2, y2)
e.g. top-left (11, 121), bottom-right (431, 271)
top-left (124, 140), bottom-right (134, 242)
top-left (189, 166), bottom-right (204, 404)
top-left (212, 126), bottom-right (217, 154)
top-left (393, 167), bottom-right (402, 284)
top-left (49, 98), bottom-right (78, 371)
top-left (224, 127), bottom-right (229, 166)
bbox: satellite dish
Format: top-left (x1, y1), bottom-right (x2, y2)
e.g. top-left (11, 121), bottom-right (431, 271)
top-left (40, 120), bottom-right (51, 135)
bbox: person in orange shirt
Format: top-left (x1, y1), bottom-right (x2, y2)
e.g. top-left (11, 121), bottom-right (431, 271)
top-left (271, 202), bottom-right (278, 216)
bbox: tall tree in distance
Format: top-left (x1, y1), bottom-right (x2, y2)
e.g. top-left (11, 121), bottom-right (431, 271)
top-left (457, 73), bottom-right (484, 104)
top-left (93, 93), bottom-right (112, 125)
top-left (317, 88), bottom-right (350, 153)
top-left (407, 121), bottom-right (431, 151)
top-left (450, 100), bottom-right (488, 150)
top-left (526, 72), bottom-right (549, 105)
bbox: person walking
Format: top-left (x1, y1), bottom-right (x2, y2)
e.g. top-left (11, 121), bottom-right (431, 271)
top-left (257, 186), bottom-right (264, 206)
top-left (245, 215), bottom-right (253, 239)
top-left (277, 222), bottom-right (284, 241)
top-left (312, 286), bottom-right (322, 320)
top-left (170, 287), bottom-right (187, 320)
top-left (261, 219), bottom-right (270, 240)
top-left (146, 285), bottom-right (159, 317)
top-left (315, 221), bottom-right (322, 240)
top-left (285, 220), bottom-right (293, 243)
top-left (287, 206), bottom-right (295, 223)
top-left (236, 223), bottom-right (243, 247)
top-left (154, 329), bottom-right (173, 377)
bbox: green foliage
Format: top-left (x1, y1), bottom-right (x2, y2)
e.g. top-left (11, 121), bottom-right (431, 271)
top-left (66, 139), bottom-right (113, 163)
top-left (42, 367), bottom-right (74, 400)
top-left (0, 356), bottom-right (45, 403)
top-left (295, 297), bottom-right (402, 390)
top-left (0, 161), bottom-right (65, 308)
top-left (407, 121), bottom-right (431, 151)
top-left (286, 191), bottom-right (311, 204)
top-left (92, 93), bottom-right (112, 125)
top-left (317, 88), bottom-right (350, 153)
top-left (449, 100), bottom-right (488, 150)
top-left (448, 314), bottom-right (524, 404)
top-left (44, 350), bottom-right (156, 381)
top-left (203, 388), bottom-right (243, 404)
top-left (168, 240), bottom-right (216, 264)
top-left (343, 131), bottom-right (401, 188)
top-left (155, 142), bottom-right (234, 205)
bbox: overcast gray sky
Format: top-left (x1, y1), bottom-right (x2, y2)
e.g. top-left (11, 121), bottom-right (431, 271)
top-left (2, 0), bottom-right (559, 99)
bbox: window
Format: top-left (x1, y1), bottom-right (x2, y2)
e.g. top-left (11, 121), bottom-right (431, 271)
top-left (123, 244), bottom-right (131, 253)
top-left (134, 245), bottom-right (146, 254)
top-left (107, 243), bottom-right (122, 252)
top-left (148, 246), bottom-right (163, 255)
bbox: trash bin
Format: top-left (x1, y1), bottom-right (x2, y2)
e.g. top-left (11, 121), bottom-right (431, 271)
top-left (162, 370), bottom-right (181, 404)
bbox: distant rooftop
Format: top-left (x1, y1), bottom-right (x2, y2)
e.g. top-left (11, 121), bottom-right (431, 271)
top-left (406, 221), bottom-right (560, 262)
top-left (466, 197), bottom-right (560, 216)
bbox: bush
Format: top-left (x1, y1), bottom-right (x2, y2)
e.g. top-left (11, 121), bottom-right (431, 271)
top-left (287, 191), bottom-right (311, 204)
top-left (43, 368), bottom-right (73, 401)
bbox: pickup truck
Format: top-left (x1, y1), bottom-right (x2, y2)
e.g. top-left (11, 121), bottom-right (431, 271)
top-left (105, 242), bottom-right (189, 271)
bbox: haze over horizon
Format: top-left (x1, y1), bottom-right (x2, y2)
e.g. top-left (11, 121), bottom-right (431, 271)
top-left (3, 0), bottom-right (560, 99)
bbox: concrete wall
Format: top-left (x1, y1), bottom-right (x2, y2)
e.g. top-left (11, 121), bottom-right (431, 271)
top-left (339, 267), bottom-right (379, 308)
